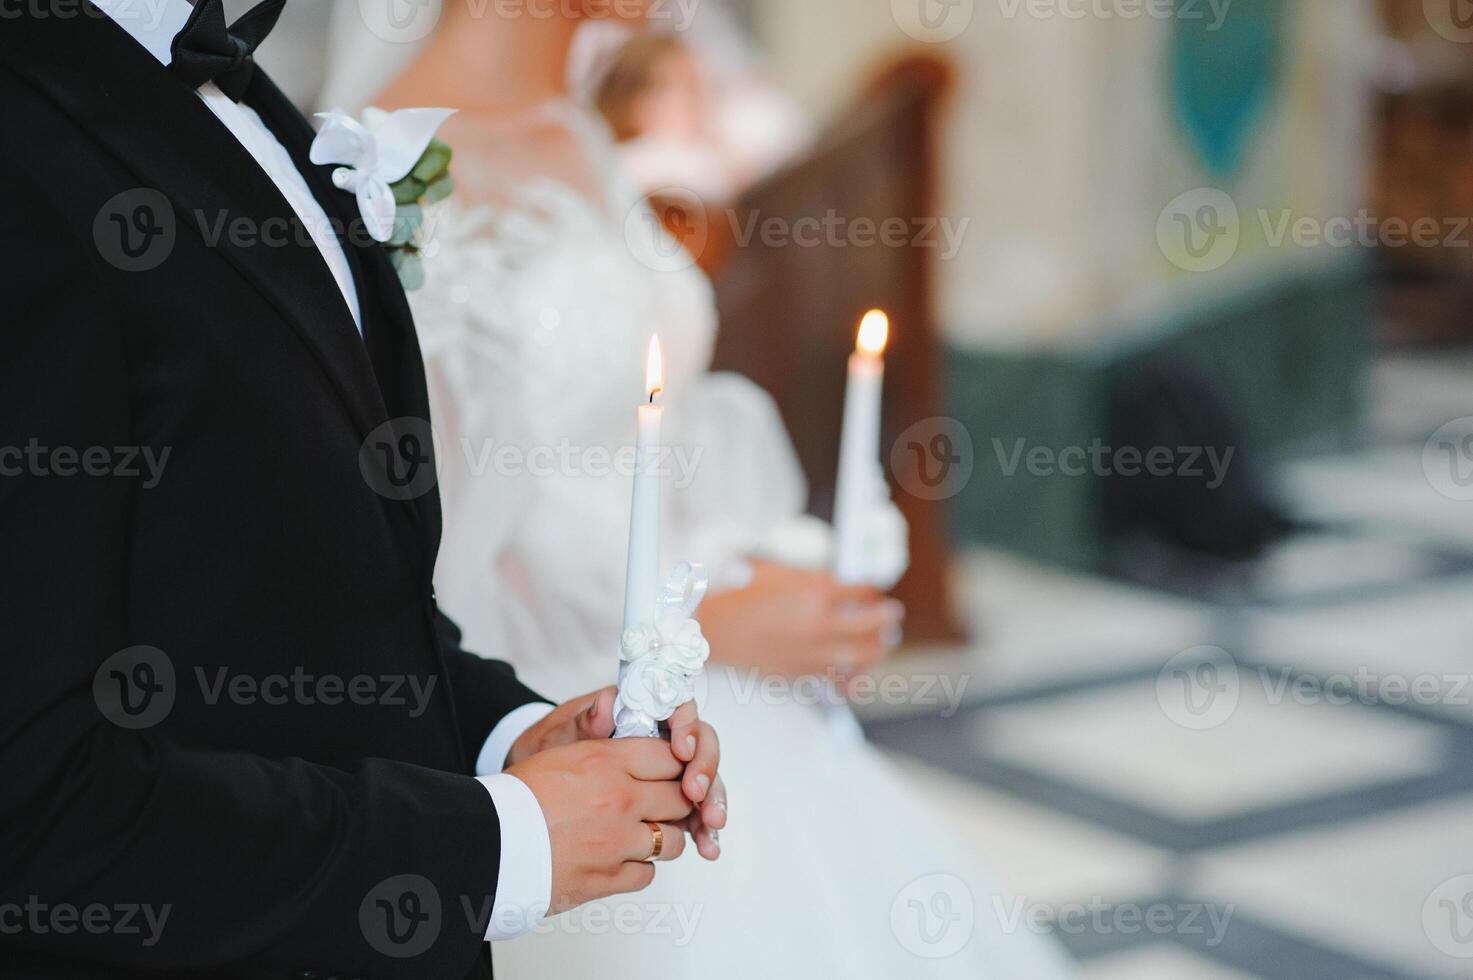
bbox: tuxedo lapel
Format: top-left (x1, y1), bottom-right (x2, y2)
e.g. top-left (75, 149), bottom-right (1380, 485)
top-left (0, 8), bottom-right (391, 450)
top-left (244, 75), bottom-right (446, 556)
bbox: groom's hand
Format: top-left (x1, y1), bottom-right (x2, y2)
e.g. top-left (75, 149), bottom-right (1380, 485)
top-left (506, 687), bottom-right (620, 766)
top-left (508, 739), bottom-right (694, 914)
top-left (507, 690), bottom-right (728, 864)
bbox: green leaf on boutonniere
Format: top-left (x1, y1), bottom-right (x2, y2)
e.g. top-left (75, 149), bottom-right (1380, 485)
top-left (390, 203), bottom-right (423, 247)
top-left (424, 173), bottom-right (455, 204)
top-left (392, 176), bottom-right (427, 206)
top-left (389, 247), bottom-right (425, 292)
top-left (412, 139), bottom-right (453, 185)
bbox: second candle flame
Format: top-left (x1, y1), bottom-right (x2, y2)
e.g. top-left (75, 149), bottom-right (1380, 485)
top-left (646, 334), bottom-right (665, 402)
top-left (857, 309), bottom-right (890, 357)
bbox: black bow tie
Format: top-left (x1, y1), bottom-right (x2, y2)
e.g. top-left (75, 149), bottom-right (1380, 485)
top-left (169, 0), bottom-right (287, 102)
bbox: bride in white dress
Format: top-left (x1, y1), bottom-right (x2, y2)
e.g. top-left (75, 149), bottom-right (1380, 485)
top-left (322, 5), bottom-right (1073, 978)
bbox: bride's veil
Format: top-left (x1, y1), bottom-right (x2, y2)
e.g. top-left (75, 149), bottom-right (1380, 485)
top-left (316, 3), bottom-right (430, 113)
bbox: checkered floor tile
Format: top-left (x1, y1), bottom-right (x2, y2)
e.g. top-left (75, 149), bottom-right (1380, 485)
top-left (862, 350), bottom-right (1473, 978)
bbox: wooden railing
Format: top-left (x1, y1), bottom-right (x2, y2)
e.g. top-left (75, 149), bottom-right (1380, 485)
top-left (693, 54), bottom-right (967, 643)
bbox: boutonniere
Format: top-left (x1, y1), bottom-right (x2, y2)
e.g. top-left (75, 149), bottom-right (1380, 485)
top-left (310, 106), bottom-right (457, 291)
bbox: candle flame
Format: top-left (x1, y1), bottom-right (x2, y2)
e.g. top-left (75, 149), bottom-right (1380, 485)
top-left (646, 334), bottom-right (665, 402)
top-left (857, 310), bottom-right (889, 356)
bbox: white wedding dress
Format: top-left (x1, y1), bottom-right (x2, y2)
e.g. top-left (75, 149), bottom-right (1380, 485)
top-left (412, 100), bottom-right (1073, 979)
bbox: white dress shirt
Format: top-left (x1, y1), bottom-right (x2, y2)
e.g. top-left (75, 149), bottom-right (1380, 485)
top-left (91, 0), bottom-right (556, 940)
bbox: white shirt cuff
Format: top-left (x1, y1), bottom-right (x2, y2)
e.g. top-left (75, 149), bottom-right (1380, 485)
top-left (475, 702), bottom-right (555, 776)
top-left (477, 773), bottom-right (553, 941)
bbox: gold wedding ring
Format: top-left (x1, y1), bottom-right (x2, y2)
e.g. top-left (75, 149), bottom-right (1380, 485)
top-left (646, 822), bottom-right (664, 861)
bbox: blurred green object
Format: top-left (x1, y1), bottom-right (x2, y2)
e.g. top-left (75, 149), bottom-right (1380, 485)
top-left (389, 203), bottom-right (422, 247)
top-left (391, 176), bottom-right (426, 206)
top-left (944, 263), bottom-right (1373, 568)
top-left (424, 174), bottom-right (455, 205)
top-left (411, 139), bottom-right (453, 185)
top-left (388, 248), bottom-right (425, 292)
top-left (1170, 0), bottom-right (1287, 178)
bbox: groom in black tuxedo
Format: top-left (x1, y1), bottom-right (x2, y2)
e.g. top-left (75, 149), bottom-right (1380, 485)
top-left (0, 2), bottom-right (725, 978)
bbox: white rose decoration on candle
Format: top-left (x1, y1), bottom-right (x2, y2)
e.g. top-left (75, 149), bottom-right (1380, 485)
top-left (852, 497), bottom-right (910, 590)
top-left (622, 617), bottom-right (711, 674)
top-left (614, 565), bottom-right (710, 734)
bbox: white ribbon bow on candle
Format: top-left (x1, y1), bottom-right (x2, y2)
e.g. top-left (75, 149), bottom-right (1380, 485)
top-left (309, 107), bottom-right (457, 243)
top-left (615, 562), bottom-right (710, 736)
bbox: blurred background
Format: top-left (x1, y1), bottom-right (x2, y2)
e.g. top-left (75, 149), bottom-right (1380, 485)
top-left (264, 1), bottom-right (1473, 976)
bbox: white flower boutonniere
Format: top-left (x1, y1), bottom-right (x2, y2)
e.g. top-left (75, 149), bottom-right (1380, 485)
top-left (310, 106), bottom-right (457, 291)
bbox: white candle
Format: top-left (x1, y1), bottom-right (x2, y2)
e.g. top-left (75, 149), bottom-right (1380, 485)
top-left (623, 335), bottom-right (665, 632)
top-left (833, 310), bottom-right (890, 583)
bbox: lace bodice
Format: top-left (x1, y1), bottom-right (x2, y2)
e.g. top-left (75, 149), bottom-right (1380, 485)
top-left (411, 101), bottom-right (805, 696)
top-left (412, 101), bottom-right (716, 449)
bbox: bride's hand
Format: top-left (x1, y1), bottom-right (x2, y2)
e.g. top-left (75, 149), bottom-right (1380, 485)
top-left (697, 560), bottom-right (905, 681)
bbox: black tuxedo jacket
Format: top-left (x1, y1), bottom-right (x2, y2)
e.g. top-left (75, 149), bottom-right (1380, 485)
top-left (0, 8), bottom-right (546, 979)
